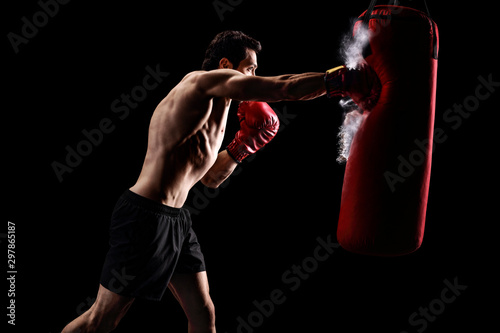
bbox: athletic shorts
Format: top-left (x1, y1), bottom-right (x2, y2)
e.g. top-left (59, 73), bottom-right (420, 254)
top-left (100, 190), bottom-right (206, 301)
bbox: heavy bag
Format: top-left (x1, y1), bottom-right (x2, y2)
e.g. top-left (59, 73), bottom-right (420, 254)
top-left (336, 3), bottom-right (439, 256)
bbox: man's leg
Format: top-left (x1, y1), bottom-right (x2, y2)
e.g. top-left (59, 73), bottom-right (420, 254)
top-left (168, 271), bottom-right (216, 333)
top-left (62, 284), bottom-right (135, 333)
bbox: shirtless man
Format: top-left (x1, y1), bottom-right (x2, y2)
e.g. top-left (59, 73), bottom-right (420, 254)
top-left (61, 30), bottom-right (379, 333)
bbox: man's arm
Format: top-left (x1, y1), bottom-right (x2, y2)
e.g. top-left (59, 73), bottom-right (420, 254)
top-left (196, 70), bottom-right (325, 189)
top-left (197, 66), bottom-right (381, 188)
top-left (202, 100), bottom-right (280, 189)
top-left (196, 69), bottom-right (326, 102)
top-left (200, 150), bottom-right (237, 188)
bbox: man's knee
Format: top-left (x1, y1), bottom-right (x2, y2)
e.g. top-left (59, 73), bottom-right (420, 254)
top-left (204, 301), bottom-right (216, 330)
top-left (205, 301), bottom-right (216, 327)
top-left (87, 310), bottom-right (120, 332)
top-left (62, 309), bottom-right (119, 333)
top-left (190, 301), bottom-right (216, 329)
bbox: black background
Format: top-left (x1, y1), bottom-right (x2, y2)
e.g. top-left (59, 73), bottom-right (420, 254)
top-left (4, 0), bottom-right (498, 332)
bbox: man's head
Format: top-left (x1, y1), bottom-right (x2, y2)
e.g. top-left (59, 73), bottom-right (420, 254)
top-left (202, 31), bottom-right (261, 76)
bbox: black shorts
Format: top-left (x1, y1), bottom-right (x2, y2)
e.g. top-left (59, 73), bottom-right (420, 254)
top-left (100, 190), bottom-right (206, 301)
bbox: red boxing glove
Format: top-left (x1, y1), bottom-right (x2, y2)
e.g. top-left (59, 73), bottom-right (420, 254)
top-left (226, 101), bottom-right (279, 163)
top-left (325, 65), bottom-right (381, 111)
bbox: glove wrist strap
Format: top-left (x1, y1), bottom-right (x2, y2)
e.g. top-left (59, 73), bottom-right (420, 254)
top-left (225, 143), bottom-right (244, 164)
top-left (325, 65), bottom-right (346, 98)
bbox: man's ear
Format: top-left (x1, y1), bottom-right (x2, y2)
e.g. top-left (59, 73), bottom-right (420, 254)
top-left (218, 58), bottom-right (233, 69)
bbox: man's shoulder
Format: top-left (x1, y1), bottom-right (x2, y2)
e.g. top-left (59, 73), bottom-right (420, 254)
top-left (181, 70), bottom-right (207, 82)
top-left (175, 69), bottom-right (243, 99)
top-left (186, 70), bottom-right (207, 77)
top-left (174, 70), bottom-right (208, 90)
top-left (185, 69), bottom-right (243, 88)
top-left (183, 69), bottom-right (241, 81)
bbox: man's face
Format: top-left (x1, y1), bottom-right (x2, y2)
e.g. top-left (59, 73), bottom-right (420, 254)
top-left (219, 48), bottom-right (258, 76)
top-left (235, 49), bottom-right (258, 76)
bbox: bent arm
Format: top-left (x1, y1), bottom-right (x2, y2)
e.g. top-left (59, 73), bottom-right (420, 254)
top-left (201, 150), bottom-right (238, 188)
top-left (197, 69), bottom-right (326, 102)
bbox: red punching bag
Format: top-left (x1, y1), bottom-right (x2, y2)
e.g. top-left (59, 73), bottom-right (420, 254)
top-left (336, 1), bottom-right (439, 256)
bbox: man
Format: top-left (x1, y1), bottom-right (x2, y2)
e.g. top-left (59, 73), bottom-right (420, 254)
top-left (62, 30), bottom-right (379, 333)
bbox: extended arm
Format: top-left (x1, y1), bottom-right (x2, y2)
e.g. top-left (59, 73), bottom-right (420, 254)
top-left (196, 69), bottom-right (326, 102)
top-left (198, 66), bottom-right (381, 188)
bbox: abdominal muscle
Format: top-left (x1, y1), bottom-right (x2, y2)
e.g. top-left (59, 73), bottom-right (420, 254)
top-left (130, 131), bottom-right (219, 208)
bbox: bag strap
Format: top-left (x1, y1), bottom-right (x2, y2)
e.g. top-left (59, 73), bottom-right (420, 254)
top-left (362, 0), bottom-right (378, 28)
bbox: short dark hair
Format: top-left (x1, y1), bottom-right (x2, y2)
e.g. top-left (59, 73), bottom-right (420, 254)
top-left (201, 31), bottom-right (261, 71)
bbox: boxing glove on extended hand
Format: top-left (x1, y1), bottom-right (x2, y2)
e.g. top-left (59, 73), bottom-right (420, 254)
top-left (226, 101), bottom-right (279, 163)
top-left (325, 65), bottom-right (381, 111)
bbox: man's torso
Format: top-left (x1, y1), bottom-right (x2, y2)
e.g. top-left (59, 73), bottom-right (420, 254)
top-left (130, 71), bottom-right (231, 207)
